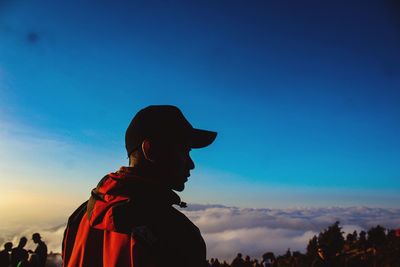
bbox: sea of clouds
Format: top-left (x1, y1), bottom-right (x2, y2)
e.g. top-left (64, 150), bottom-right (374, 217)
top-left (181, 204), bottom-right (400, 260)
top-left (2, 205), bottom-right (400, 263)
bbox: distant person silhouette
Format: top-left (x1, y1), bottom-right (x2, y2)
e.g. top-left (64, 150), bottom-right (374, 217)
top-left (244, 255), bottom-right (252, 267)
top-left (262, 252), bottom-right (276, 267)
top-left (28, 233), bottom-right (47, 267)
top-left (231, 253), bottom-right (245, 267)
top-left (253, 259), bottom-right (262, 267)
top-left (11, 238), bottom-right (28, 267)
top-left (62, 105), bottom-right (217, 267)
top-left (211, 258), bottom-right (221, 267)
top-left (0, 242), bottom-right (13, 267)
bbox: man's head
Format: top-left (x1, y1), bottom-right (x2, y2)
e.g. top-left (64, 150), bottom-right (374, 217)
top-left (3, 242), bottom-right (12, 252)
top-left (125, 105), bottom-right (216, 191)
top-left (18, 237), bottom-right (27, 248)
top-left (32, 233), bottom-right (41, 243)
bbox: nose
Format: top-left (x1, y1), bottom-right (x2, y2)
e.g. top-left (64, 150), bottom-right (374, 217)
top-left (188, 155), bottom-right (195, 170)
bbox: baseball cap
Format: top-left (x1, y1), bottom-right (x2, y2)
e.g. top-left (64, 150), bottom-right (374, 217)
top-left (125, 105), bottom-right (217, 157)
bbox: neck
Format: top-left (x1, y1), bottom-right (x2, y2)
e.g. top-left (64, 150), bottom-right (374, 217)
top-left (123, 165), bottom-right (171, 188)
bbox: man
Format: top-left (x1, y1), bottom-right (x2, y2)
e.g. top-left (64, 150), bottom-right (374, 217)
top-left (63, 105), bottom-right (217, 267)
top-left (29, 233), bottom-right (47, 267)
top-left (231, 253), bottom-right (245, 267)
top-left (0, 242), bottom-right (13, 267)
top-left (10, 238), bottom-right (28, 267)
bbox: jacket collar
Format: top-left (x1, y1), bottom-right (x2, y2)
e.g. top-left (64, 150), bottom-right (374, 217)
top-left (102, 166), bottom-right (184, 207)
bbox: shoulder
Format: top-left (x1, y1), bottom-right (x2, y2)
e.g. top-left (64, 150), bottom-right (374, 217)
top-left (67, 201), bottom-right (88, 225)
top-left (39, 242), bottom-right (47, 249)
top-left (143, 205), bottom-right (203, 245)
top-left (164, 206), bottom-right (201, 233)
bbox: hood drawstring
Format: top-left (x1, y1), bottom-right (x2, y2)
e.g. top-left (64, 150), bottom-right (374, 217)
top-left (178, 201), bottom-right (187, 208)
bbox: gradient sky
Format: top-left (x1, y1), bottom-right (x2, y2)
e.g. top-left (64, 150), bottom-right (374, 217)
top-left (1, 0), bottom-right (400, 230)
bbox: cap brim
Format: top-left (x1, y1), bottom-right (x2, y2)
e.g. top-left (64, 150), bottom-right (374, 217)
top-left (191, 128), bottom-right (217, 148)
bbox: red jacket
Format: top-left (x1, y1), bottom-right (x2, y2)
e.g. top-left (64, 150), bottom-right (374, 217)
top-left (62, 167), bottom-right (207, 267)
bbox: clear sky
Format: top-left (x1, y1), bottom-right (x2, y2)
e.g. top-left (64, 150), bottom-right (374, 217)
top-left (1, 0), bottom-right (400, 229)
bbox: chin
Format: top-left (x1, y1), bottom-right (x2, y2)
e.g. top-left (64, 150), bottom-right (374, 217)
top-left (172, 183), bottom-right (185, 192)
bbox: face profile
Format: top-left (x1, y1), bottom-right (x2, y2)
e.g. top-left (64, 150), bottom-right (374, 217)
top-left (148, 141), bottom-right (195, 192)
top-left (164, 144), bottom-right (195, 191)
top-left (19, 237), bottom-right (27, 248)
top-left (32, 233), bottom-right (41, 243)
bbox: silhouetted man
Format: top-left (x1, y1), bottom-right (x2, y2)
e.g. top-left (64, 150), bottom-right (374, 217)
top-left (62, 105), bottom-right (217, 267)
top-left (10, 238), bottom-right (28, 267)
top-left (231, 253), bottom-right (245, 267)
top-left (29, 233), bottom-right (47, 267)
top-left (0, 242), bottom-right (13, 267)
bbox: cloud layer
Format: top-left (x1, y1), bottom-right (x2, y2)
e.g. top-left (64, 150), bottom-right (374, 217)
top-left (1, 205), bottom-right (400, 263)
top-left (181, 205), bottom-right (400, 261)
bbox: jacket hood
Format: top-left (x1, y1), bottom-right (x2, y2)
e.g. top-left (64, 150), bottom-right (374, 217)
top-left (87, 166), bottom-right (183, 233)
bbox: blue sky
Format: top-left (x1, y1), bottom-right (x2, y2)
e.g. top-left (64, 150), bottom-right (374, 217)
top-left (1, 0), bottom-right (400, 227)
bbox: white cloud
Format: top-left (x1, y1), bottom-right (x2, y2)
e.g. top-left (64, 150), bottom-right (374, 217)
top-left (203, 227), bottom-right (314, 261)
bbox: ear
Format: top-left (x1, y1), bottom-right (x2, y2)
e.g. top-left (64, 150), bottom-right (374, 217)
top-left (141, 139), bottom-right (155, 162)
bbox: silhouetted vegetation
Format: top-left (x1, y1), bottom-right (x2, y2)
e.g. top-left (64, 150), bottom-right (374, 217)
top-left (207, 222), bottom-right (400, 267)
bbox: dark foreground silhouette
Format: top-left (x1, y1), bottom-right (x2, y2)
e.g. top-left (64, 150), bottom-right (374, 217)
top-left (207, 222), bottom-right (400, 267)
top-left (1, 233), bottom-right (47, 267)
top-left (1, 222), bottom-right (399, 267)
